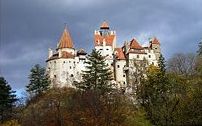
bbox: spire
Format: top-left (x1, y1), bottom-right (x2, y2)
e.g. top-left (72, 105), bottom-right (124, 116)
top-left (57, 25), bottom-right (74, 49)
top-left (100, 21), bottom-right (110, 29)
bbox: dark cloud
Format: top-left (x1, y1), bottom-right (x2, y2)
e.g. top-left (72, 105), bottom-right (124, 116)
top-left (0, 0), bottom-right (202, 90)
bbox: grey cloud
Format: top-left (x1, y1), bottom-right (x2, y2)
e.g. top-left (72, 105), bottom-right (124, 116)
top-left (0, 0), bottom-right (202, 90)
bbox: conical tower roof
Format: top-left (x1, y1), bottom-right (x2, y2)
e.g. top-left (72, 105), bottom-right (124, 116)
top-left (100, 21), bottom-right (110, 29)
top-left (57, 26), bottom-right (74, 49)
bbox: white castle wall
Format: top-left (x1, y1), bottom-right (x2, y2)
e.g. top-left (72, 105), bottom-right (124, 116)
top-left (46, 25), bottom-right (161, 88)
top-left (115, 60), bottom-right (127, 88)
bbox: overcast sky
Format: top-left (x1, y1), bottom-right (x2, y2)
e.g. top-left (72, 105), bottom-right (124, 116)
top-left (0, 0), bottom-right (202, 92)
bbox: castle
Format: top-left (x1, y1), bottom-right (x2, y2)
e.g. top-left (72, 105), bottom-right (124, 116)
top-left (46, 21), bottom-right (161, 88)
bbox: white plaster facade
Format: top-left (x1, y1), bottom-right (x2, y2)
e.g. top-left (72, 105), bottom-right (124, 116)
top-left (46, 22), bottom-right (161, 88)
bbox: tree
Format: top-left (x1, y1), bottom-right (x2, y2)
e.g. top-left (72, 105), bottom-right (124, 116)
top-left (197, 39), bottom-right (202, 56)
top-left (158, 54), bottom-right (166, 74)
top-left (167, 53), bottom-right (196, 76)
top-left (26, 64), bottom-right (50, 97)
top-left (22, 87), bottom-right (151, 126)
top-left (76, 50), bottom-right (113, 94)
top-left (137, 54), bottom-right (182, 126)
top-left (0, 76), bottom-right (17, 123)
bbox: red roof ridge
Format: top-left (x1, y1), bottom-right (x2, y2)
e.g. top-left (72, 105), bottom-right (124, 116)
top-left (130, 38), bottom-right (143, 50)
top-left (115, 48), bottom-right (125, 60)
top-left (151, 37), bottom-right (160, 45)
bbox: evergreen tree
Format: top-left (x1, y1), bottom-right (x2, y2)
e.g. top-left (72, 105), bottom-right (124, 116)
top-left (26, 64), bottom-right (50, 96)
top-left (158, 54), bottom-right (166, 74)
top-left (137, 54), bottom-right (179, 125)
top-left (0, 76), bottom-right (17, 123)
top-left (76, 50), bottom-right (113, 93)
top-left (197, 39), bottom-right (202, 56)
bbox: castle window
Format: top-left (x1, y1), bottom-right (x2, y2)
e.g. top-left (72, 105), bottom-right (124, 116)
top-left (54, 75), bottom-right (56, 78)
top-left (123, 75), bottom-right (126, 77)
top-left (149, 55), bottom-right (151, 58)
top-left (63, 61), bottom-right (65, 63)
top-left (70, 66), bottom-right (72, 69)
top-left (69, 61), bottom-right (71, 63)
top-left (117, 65), bottom-right (120, 68)
top-left (152, 62), bottom-right (154, 65)
top-left (100, 49), bottom-right (103, 50)
top-left (106, 49), bottom-right (109, 50)
top-left (137, 55), bottom-right (139, 58)
top-left (123, 82), bottom-right (125, 84)
top-left (70, 74), bottom-right (74, 77)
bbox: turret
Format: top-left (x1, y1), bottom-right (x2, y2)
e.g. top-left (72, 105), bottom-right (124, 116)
top-left (149, 37), bottom-right (161, 59)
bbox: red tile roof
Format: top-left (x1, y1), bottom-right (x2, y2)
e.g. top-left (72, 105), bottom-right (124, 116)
top-left (151, 37), bottom-right (160, 45)
top-left (57, 27), bottom-right (74, 49)
top-left (61, 51), bottom-right (74, 59)
top-left (100, 21), bottom-right (109, 29)
top-left (130, 38), bottom-right (143, 50)
top-left (94, 34), bottom-right (115, 46)
top-left (46, 51), bottom-right (74, 62)
top-left (115, 48), bottom-right (125, 60)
